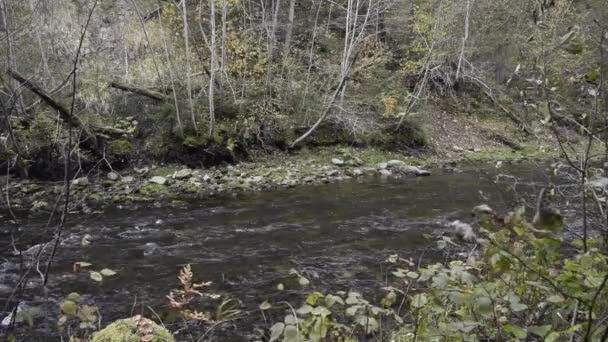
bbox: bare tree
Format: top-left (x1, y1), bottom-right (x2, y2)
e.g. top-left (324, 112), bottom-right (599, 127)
top-left (157, 0), bottom-right (184, 135)
top-left (291, 0), bottom-right (374, 147)
top-left (456, 0), bottom-right (472, 80)
top-left (208, 0), bottom-right (217, 138)
top-left (183, 0), bottom-right (198, 130)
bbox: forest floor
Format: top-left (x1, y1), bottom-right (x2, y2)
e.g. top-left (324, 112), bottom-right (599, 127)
top-left (1, 110), bottom-right (563, 217)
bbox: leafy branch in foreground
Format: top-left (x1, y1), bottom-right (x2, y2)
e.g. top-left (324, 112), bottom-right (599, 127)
top-left (389, 207), bottom-right (608, 342)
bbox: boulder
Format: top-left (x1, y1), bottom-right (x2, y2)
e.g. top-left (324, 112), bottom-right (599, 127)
top-left (377, 162), bottom-right (388, 170)
top-left (107, 172), bottom-right (120, 181)
top-left (332, 158), bottom-right (345, 166)
top-left (173, 168), bottom-right (193, 179)
top-left (449, 220), bottom-right (477, 242)
top-left (387, 160), bottom-right (406, 168)
top-left (395, 165), bottom-right (431, 177)
top-left (379, 169), bottom-right (392, 176)
top-left (149, 176), bottom-right (167, 185)
top-left (71, 177), bottom-right (89, 187)
top-left (472, 204), bottom-right (494, 216)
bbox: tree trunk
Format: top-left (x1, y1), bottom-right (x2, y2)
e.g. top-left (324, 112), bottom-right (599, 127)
top-left (183, 0), bottom-right (197, 129)
top-left (208, 0), bottom-right (217, 138)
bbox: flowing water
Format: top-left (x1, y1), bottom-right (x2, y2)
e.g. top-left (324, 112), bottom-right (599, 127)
top-left (0, 162), bottom-right (552, 340)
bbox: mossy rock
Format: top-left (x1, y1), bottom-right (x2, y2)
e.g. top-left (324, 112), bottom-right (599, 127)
top-left (138, 184), bottom-right (170, 197)
top-left (109, 139), bottom-right (133, 157)
top-left (91, 316), bottom-right (174, 342)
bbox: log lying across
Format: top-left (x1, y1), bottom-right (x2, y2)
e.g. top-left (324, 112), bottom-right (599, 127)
top-left (8, 68), bottom-right (100, 153)
top-left (110, 81), bottom-right (169, 102)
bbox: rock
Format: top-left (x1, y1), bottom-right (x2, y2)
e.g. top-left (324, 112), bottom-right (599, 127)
top-left (379, 169), bottom-right (392, 176)
top-left (71, 177), bottom-right (89, 187)
top-left (395, 165), bottom-right (431, 177)
top-left (121, 176), bottom-right (135, 183)
top-left (202, 174), bottom-right (212, 182)
top-left (377, 162), bottom-right (388, 170)
top-left (452, 145), bottom-right (464, 152)
top-left (449, 220), bottom-right (477, 242)
top-left (387, 160), bottom-right (406, 168)
top-left (473, 147), bottom-right (482, 153)
top-left (107, 172), bottom-right (120, 181)
top-left (173, 168), bottom-right (193, 179)
top-left (352, 168), bottom-right (363, 176)
top-left (303, 176), bottom-right (315, 183)
top-left (472, 204), bottom-right (494, 216)
top-left (332, 158), bottom-right (345, 166)
top-left (134, 167), bottom-right (149, 175)
top-left (149, 176), bottom-right (167, 185)
top-left (327, 170), bottom-right (339, 177)
top-left (251, 176), bottom-right (264, 183)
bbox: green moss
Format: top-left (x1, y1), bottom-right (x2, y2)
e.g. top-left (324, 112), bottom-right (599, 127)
top-left (138, 184), bottom-right (170, 197)
top-left (91, 316), bottom-right (174, 342)
top-left (109, 139), bottom-right (133, 157)
top-left (183, 135), bottom-right (207, 148)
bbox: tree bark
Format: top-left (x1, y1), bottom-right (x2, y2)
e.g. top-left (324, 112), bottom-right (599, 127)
top-left (110, 81), bottom-right (169, 102)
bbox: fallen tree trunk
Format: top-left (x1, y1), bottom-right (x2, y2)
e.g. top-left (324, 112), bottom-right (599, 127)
top-left (110, 81), bottom-right (169, 102)
top-left (8, 68), bottom-right (100, 153)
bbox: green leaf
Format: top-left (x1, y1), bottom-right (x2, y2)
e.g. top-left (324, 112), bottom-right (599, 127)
top-left (89, 271), bottom-right (103, 282)
top-left (406, 271), bottom-right (419, 279)
top-left (450, 321), bottom-right (479, 333)
top-left (66, 292), bottom-right (81, 303)
top-left (99, 268), bottom-right (117, 277)
top-left (296, 305), bottom-right (313, 315)
top-left (392, 268), bottom-right (407, 278)
top-left (528, 325), bottom-right (552, 337)
top-left (306, 292), bottom-right (324, 305)
top-left (504, 324), bottom-right (527, 339)
top-left (475, 296), bottom-right (493, 315)
top-left (284, 314), bottom-right (297, 325)
top-left (510, 302), bottom-right (528, 312)
top-left (545, 331), bottom-right (561, 342)
top-left (547, 295), bottom-right (564, 303)
top-left (311, 306), bottom-right (331, 317)
top-left (61, 300), bottom-right (78, 315)
top-left (346, 305), bottom-right (361, 316)
top-left (283, 324), bottom-right (299, 342)
top-left (269, 322), bottom-right (285, 342)
top-left (325, 294), bottom-right (344, 308)
top-left (411, 294), bottom-right (428, 309)
top-left (259, 300), bottom-right (272, 310)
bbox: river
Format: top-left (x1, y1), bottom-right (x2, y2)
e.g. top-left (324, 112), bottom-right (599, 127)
top-left (0, 161), bottom-right (551, 340)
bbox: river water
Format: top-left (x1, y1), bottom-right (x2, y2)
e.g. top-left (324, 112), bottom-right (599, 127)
top-left (1, 161), bottom-right (551, 340)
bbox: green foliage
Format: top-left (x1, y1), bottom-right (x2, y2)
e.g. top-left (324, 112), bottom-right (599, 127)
top-left (387, 211), bottom-right (608, 341)
top-left (265, 290), bottom-right (402, 342)
top-left (57, 292), bottom-right (101, 339)
top-left (108, 139), bottom-right (132, 158)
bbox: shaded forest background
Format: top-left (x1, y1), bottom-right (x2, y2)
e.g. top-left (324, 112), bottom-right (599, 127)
top-left (0, 0), bottom-right (607, 178)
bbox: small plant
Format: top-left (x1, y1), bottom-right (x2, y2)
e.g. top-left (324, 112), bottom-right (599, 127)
top-left (166, 264), bottom-right (219, 322)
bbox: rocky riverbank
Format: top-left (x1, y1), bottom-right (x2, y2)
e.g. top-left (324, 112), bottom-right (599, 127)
top-left (0, 144), bottom-right (554, 217)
